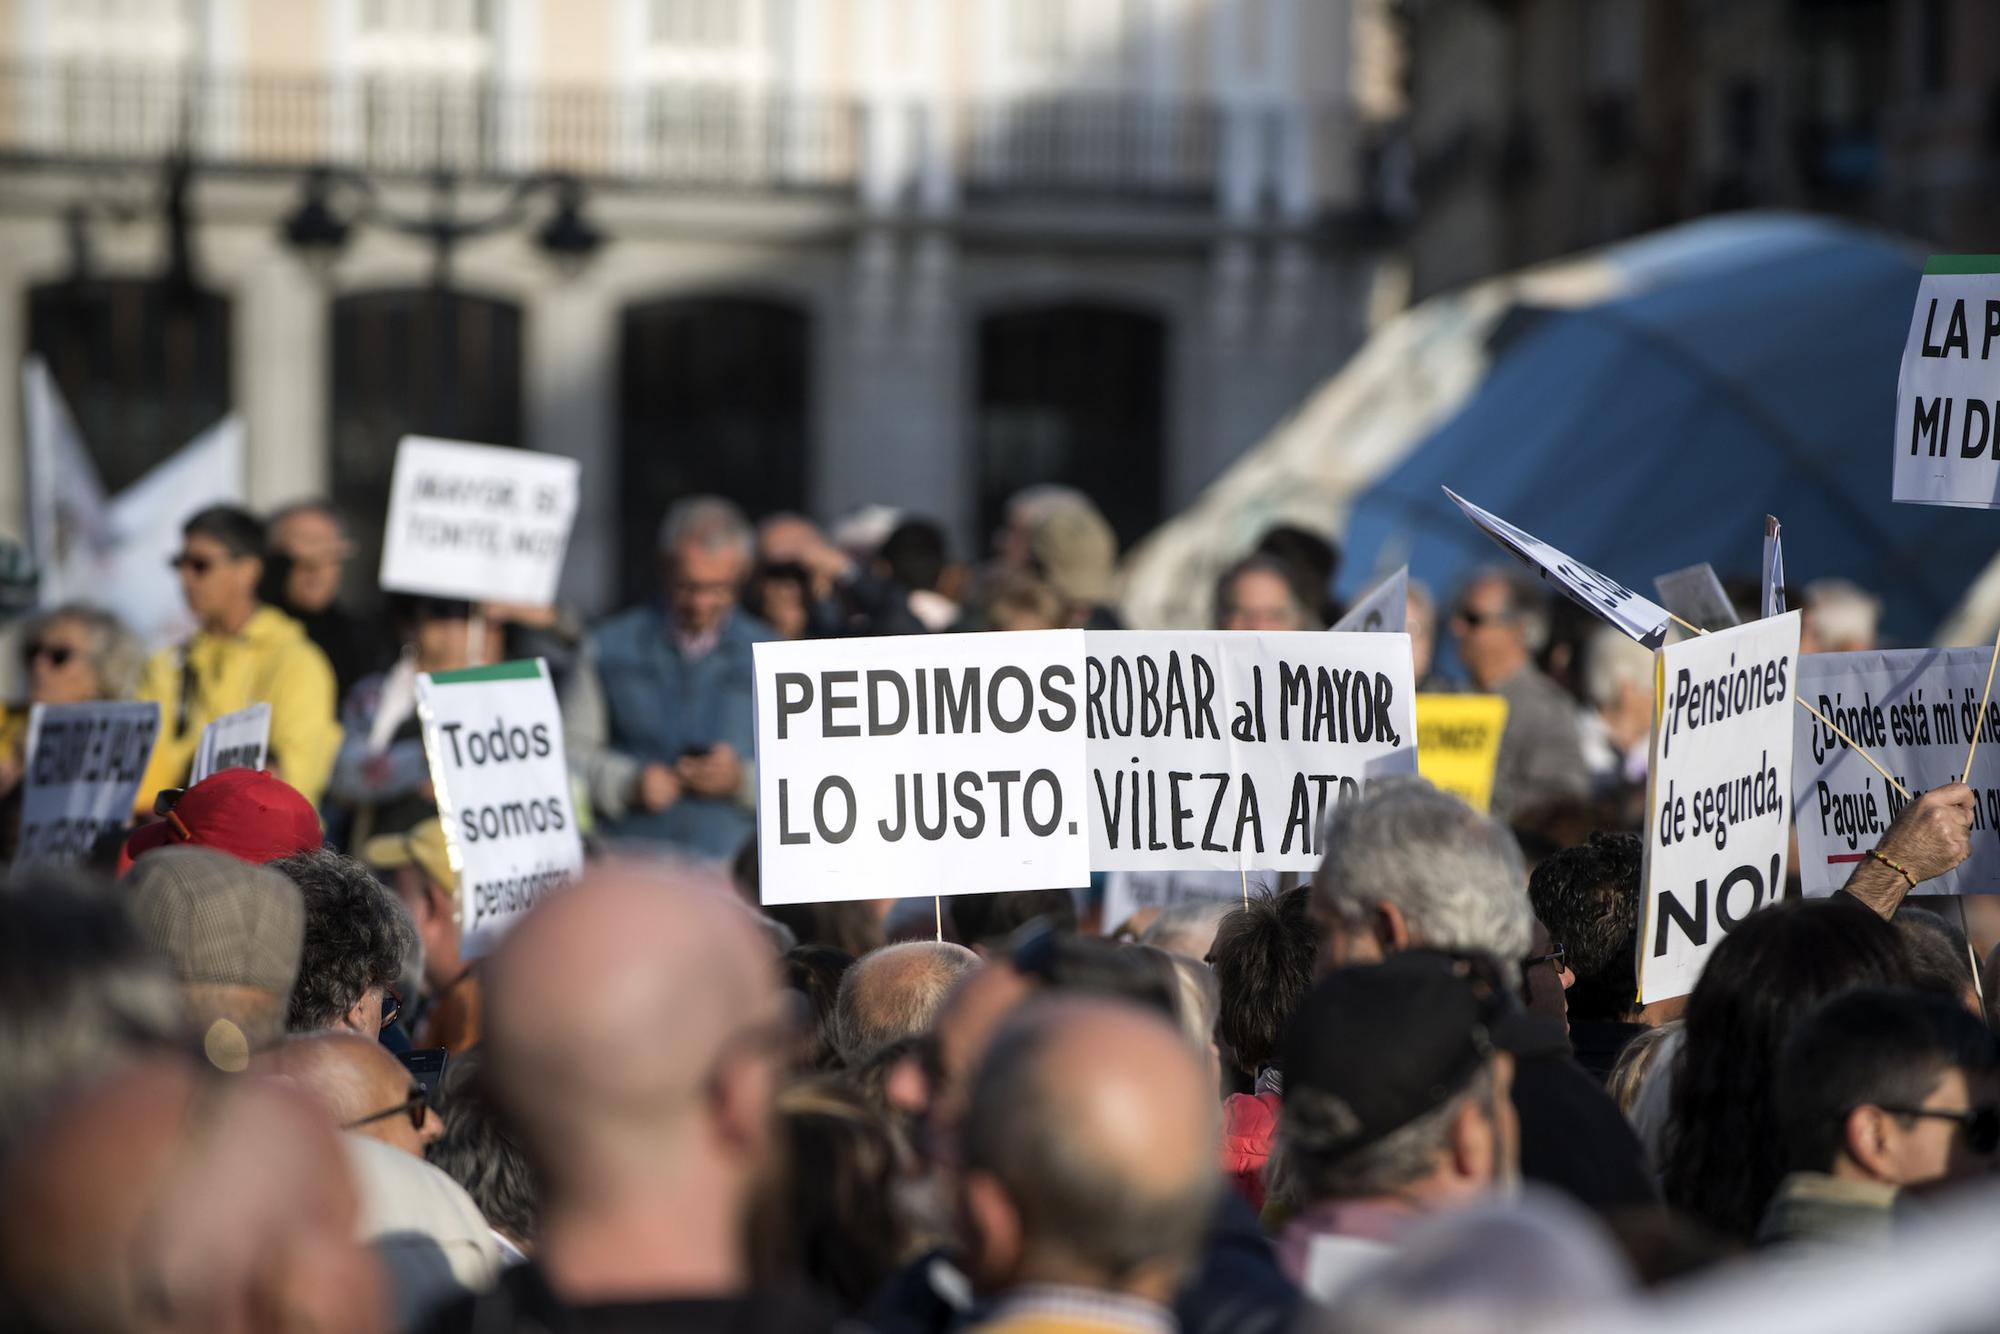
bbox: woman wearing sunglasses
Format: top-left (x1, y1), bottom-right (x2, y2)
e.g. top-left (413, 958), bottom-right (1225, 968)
top-left (0, 602), bottom-right (144, 859)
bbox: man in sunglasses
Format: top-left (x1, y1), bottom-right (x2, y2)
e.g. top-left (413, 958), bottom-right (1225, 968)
top-left (134, 504), bottom-right (343, 812)
top-left (1761, 987), bottom-right (2000, 1249)
top-left (1446, 568), bottom-right (1587, 821)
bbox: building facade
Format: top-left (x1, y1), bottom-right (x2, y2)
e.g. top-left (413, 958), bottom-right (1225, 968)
top-left (0, 0), bottom-right (1403, 612)
top-left (1405, 0), bottom-right (2000, 300)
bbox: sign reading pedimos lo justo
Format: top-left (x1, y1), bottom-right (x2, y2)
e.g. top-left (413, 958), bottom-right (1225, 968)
top-left (754, 631), bottom-right (1091, 906)
top-left (416, 659), bottom-right (583, 960)
top-left (379, 435), bottom-right (581, 605)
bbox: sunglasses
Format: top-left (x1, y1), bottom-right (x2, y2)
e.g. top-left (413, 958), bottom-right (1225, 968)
top-left (344, 1085), bottom-right (430, 1135)
top-left (381, 989), bottom-right (404, 1033)
top-left (23, 642), bottom-right (75, 668)
top-left (170, 551), bottom-right (245, 575)
top-left (1875, 1103), bottom-right (2000, 1156)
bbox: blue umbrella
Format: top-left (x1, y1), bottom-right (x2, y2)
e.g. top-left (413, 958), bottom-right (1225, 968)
top-left (1340, 213), bottom-right (1987, 645)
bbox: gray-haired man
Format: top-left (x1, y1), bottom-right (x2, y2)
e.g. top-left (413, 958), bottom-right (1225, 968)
top-left (563, 496), bottom-right (773, 858)
top-left (1307, 777), bottom-right (1656, 1218)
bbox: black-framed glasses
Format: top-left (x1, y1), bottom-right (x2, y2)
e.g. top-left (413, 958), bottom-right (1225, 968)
top-left (1522, 943), bottom-right (1567, 973)
top-left (344, 1085), bottom-right (430, 1134)
top-left (23, 642), bottom-right (75, 668)
top-left (381, 989), bottom-right (404, 1033)
top-left (1874, 1104), bottom-right (2000, 1156)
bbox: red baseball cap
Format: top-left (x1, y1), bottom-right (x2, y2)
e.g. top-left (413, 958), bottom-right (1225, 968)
top-left (118, 769), bottom-right (324, 874)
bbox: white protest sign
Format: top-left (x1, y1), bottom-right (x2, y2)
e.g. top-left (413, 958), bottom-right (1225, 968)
top-left (415, 659), bottom-right (583, 960)
top-left (1086, 631), bottom-right (1418, 872)
top-left (190, 703), bottom-right (270, 784)
top-left (1638, 612), bottom-right (1800, 1003)
top-left (1793, 648), bottom-right (2000, 897)
top-left (1894, 257), bottom-right (2000, 508)
top-left (754, 631), bottom-right (1090, 905)
top-left (1101, 868), bottom-right (1283, 933)
top-left (379, 436), bottom-right (581, 605)
top-left (1762, 515), bottom-right (1785, 619)
top-left (17, 701), bottom-right (160, 865)
top-left (1332, 567), bottom-right (1409, 634)
top-left (1444, 488), bottom-right (1672, 649)
top-left (1654, 564), bottom-right (1740, 631)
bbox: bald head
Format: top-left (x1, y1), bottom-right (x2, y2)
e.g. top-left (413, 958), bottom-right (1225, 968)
top-left (960, 997), bottom-right (1220, 1295)
top-left (483, 866), bottom-right (782, 1199)
top-left (0, 1058), bottom-right (384, 1333)
top-left (836, 941), bottom-right (980, 1067)
top-left (256, 1033), bottom-right (436, 1156)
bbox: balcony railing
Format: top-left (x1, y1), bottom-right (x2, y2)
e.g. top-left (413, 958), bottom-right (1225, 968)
top-left (0, 62), bottom-right (1345, 213)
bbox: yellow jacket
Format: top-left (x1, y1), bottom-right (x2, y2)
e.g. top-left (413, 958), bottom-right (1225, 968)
top-left (135, 605), bottom-right (343, 810)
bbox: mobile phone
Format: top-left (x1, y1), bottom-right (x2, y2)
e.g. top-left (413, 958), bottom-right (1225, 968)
top-left (400, 1047), bottom-right (448, 1095)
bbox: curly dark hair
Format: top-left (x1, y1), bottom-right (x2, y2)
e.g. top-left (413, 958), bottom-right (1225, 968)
top-left (427, 1050), bottom-right (540, 1248)
top-left (1662, 897), bottom-right (1914, 1243)
top-left (1209, 886), bottom-right (1317, 1078)
top-left (272, 849), bottom-right (415, 1032)
top-left (1526, 831), bottom-right (1643, 1023)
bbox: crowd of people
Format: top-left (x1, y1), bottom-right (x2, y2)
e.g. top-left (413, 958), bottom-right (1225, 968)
top-left (0, 482), bottom-right (1991, 1333)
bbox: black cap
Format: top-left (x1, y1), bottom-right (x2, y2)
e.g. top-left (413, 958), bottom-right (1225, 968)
top-left (1279, 951), bottom-right (1561, 1157)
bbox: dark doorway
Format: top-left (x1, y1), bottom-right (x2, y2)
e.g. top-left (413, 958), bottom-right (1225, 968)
top-left (28, 278), bottom-right (232, 494)
top-left (974, 301), bottom-right (1166, 551)
top-left (617, 295), bottom-right (811, 603)
top-left (329, 288), bottom-right (524, 609)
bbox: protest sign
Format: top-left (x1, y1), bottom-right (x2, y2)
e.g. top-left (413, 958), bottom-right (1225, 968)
top-left (1762, 515), bottom-right (1785, 619)
top-left (1444, 488), bottom-right (1672, 648)
top-left (1332, 567), bottom-right (1408, 634)
top-left (416, 659), bottom-right (583, 959)
top-left (1793, 647), bottom-right (2000, 897)
top-left (1638, 612), bottom-right (1800, 1003)
top-left (1101, 868), bottom-right (1284, 933)
top-left (1654, 564), bottom-right (1740, 631)
top-left (1085, 631), bottom-right (1418, 872)
top-left (1414, 694), bottom-right (1509, 813)
top-left (1894, 257), bottom-right (2000, 508)
top-left (378, 436), bottom-right (580, 606)
top-left (755, 631), bottom-right (1091, 905)
top-left (190, 703), bottom-right (270, 784)
top-left (17, 701), bottom-right (159, 865)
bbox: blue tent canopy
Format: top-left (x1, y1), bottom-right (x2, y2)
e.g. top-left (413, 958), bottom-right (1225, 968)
top-left (1339, 214), bottom-right (1992, 645)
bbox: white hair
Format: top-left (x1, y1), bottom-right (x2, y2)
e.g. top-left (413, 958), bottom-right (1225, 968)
top-left (1313, 776), bottom-right (1534, 965)
top-left (1805, 578), bottom-right (1881, 649)
top-left (657, 495), bottom-right (753, 561)
top-left (1140, 902), bottom-right (1232, 960)
top-left (1581, 623), bottom-right (1654, 711)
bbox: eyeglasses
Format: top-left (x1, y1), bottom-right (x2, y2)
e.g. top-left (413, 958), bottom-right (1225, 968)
top-left (344, 1085), bottom-right (430, 1135)
top-left (381, 989), bottom-right (404, 1033)
top-left (23, 642), bottom-right (75, 668)
top-left (169, 553), bottom-right (216, 575)
top-left (1874, 1103), bottom-right (2000, 1156)
top-left (1522, 943), bottom-right (1567, 973)
top-left (1453, 608), bottom-right (1514, 629)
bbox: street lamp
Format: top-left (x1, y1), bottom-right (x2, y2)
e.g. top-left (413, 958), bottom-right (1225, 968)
top-left (277, 168), bottom-right (608, 279)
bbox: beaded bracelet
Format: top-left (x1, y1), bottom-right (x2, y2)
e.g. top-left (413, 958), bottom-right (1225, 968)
top-left (1868, 846), bottom-right (1918, 890)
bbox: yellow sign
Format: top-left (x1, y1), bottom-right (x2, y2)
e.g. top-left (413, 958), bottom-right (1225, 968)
top-left (1415, 694), bottom-right (1510, 813)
